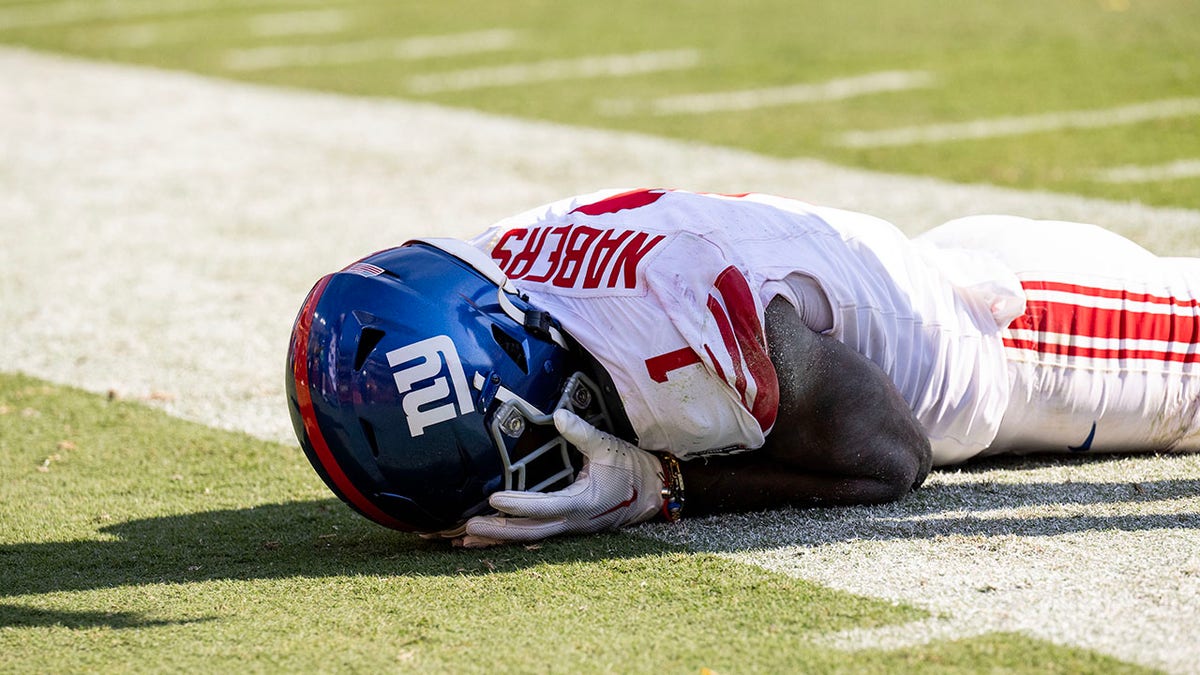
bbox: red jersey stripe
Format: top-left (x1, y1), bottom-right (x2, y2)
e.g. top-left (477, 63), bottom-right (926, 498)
top-left (1006, 278), bottom-right (1200, 364)
top-left (1021, 279), bottom-right (1200, 310)
top-left (711, 266), bottom-right (778, 432)
top-left (570, 188), bottom-right (666, 215)
top-left (707, 293), bottom-right (749, 399)
top-left (1010, 300), bottom-right (1200, 344)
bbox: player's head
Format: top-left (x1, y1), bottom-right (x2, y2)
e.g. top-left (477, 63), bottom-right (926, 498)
top-left (285, 239), bottom-right (620, 533)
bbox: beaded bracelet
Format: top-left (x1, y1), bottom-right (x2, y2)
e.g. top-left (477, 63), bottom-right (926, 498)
top-left (657, 453), bottom-right (686, 522)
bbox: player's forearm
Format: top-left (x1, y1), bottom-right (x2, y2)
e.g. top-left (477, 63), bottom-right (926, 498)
top-left (676, 454), bottom-right (916, 516)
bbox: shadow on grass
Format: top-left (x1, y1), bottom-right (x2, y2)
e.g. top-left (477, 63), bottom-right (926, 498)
top-left (5, 454), bottom-right (1198, 606)
top-left (0, 371), bottom-right (683, 614)
top-left (0, 603), bottom-right (212, 630)
top-left (0, 498), bottom-right (679, 606)
top-left (3, 371), bottom-right (1197, 613)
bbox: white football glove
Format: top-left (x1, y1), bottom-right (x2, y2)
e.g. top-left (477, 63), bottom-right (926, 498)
top-left (459, 409), bottom-right (665, 547)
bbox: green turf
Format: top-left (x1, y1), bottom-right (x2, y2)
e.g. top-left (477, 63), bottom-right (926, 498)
top-left (2, 0), bottom-right (1198, 209)
top-left (0, 373), bottom-right (1152, 672)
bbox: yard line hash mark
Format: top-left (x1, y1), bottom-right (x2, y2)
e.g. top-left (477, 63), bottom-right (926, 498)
top-left (222, 29), bottom-right (519, 71)
top-left (836, 97), bottom-right (1200, 148)
top-left (598, 70), bottom-right (936, 116)
top-left (1094, 159), bottom-right (1200, 183)
top-left (406, 49), bottom-right (702, 94)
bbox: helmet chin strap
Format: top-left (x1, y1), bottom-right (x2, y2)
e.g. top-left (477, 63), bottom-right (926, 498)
top-left (410, 237), bottom-right (569, 349)
top-left (495, 289), bottom-right (569, 349)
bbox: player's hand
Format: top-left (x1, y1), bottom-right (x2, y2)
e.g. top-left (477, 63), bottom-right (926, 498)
top-left (458, 409), bottom-right (665, 547)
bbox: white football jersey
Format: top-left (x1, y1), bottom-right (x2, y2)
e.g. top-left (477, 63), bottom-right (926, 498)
top-left (469, 189), bottom-right (1022, 463)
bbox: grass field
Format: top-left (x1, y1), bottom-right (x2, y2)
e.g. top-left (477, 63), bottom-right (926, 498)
top-left (1, 0), bottom-right (1198, 209)
top-left (0, 373), bottom-right (1155, 673)
top-left (2, 1), bottom-right (1200, 672)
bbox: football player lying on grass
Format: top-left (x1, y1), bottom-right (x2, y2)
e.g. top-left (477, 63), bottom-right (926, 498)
top-left (287, 188), bottom-right (1200, 547)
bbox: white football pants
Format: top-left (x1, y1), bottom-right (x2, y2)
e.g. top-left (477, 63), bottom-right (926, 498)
top-left (922, 215), bottom-right (1200, 456)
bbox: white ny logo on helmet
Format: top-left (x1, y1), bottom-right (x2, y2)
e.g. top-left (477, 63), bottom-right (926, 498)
top-left (387, 335), bottom-right (473, 437)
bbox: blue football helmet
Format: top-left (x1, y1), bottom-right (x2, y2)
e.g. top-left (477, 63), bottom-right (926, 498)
top-left (286, 238), bottom-right (624, 533)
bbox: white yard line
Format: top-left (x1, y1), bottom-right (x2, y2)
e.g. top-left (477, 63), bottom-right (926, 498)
top-left (246, 9), bottom-right (350, 37)
top-left (1095, 158), bottom-right (1200, 183)
top-left (642, 457), bottom-right (1200, 672)
top-left (0, 0), bottom-right (202, 29)
top-left (223, 28), bottom-right (518, 71)
top-left (837, 97), bottom-right (1200, 148)
top-left (3, 47), bottom-right (1199, 674)
top-left (67, 23), bottom-right (163, 48)
top-left (67, 8), bottom-right (351, 50)
top-left (0, 0), bottom-right (306, 30)
top-left (406, 49), bottom-right (702, 94)
top-left (598, 70), bottom-right (936, 116)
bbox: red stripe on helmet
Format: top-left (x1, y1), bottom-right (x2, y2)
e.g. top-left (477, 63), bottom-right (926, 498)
top-left (291, 274), bottom-right (407, 530)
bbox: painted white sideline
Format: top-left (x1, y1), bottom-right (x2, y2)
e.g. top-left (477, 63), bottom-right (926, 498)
top-left (1095, 158), bottom-right (1200, 183)
top-left (223, 29), bottom-right (518, 71)
top-left (406, 49), bottom-right (702, 94)
top-left (598, 70), bottom-right (936, 116)
top-left (2, 48), bottom-right (1198, 674)
top-left (837, 97), bottom-right (1200, 148)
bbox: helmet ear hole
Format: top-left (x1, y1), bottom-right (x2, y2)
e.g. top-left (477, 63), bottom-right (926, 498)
top-left (490, 325), bottom-right (528, 373)
top-left (354, 327), bottom-right (386, 370)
